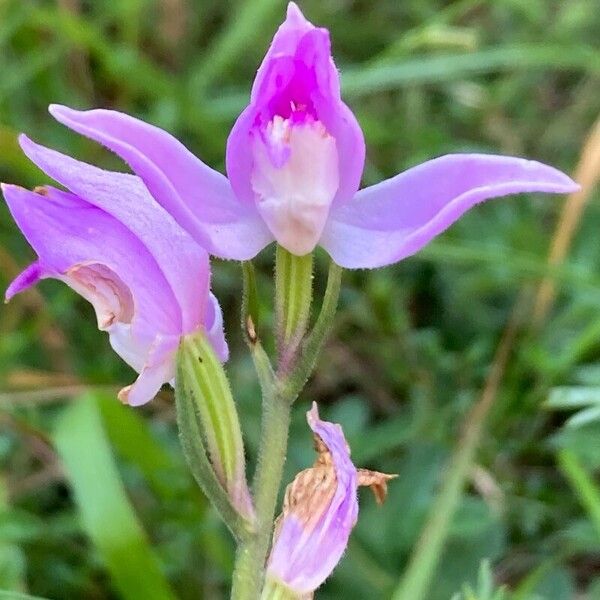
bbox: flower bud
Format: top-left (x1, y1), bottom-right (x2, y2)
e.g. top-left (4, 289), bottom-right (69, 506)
top-left (176, 331), bottom-right (254, 521)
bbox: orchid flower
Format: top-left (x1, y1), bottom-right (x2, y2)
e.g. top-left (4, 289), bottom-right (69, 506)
top-left (263, 403), bottom-right (395, 597)
top-left (2, 154), bottom-right (227, 407)
top-left (39, 2), bottom-right (578, 269)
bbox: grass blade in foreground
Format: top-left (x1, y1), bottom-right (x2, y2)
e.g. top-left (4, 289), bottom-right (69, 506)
top-left (53, 393), bottom-right (177, 600)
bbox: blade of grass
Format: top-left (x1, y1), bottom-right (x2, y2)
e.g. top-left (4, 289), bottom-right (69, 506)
top-left (342, 44), bottom-right (599, 96)
top-left (392, 291), bottom-right (529, 600)
top-left (190, 0), bottom-right (285, 93)
top-left (558, 449), bottom-right (600, 538)
top-left (0, 593), bottom-right (49, 600)
top-left (53, 392), bottom-right (177, 600)
top-left (206, 44), bottom-right (600, 121)
top-left (419, 241), bottom-right (600, 292)
top-left (98, 395), bottom-right (234, 575)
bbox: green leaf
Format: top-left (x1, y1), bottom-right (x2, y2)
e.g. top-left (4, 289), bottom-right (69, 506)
top-left (52, 393), bottom-right (177, 600)
top-left (558, 449), bottom-right (600, 539)
top-left (341, 44), bottom-right (600, 95)
top-left (545, 386), bottom-right (600, 410)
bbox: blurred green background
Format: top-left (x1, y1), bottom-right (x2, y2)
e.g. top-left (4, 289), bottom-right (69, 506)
top-left (0, 0), bottom-right (599, 598)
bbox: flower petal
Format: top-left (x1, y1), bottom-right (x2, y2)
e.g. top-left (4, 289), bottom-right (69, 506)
top-left (118, 334), bottom-right (180, 407)
top-left (204, 292), bottom-right (229, 363)
top-left (2, 183), bottom-right (179, 332)
top-left (49, 105), bottom-right (272, 260)
top-left (322, 154), bottom-right (579, 269)
top-left (251, 2), bottom-right (313, 99)
top-left (2, 184), bottom-right (189, 404)
top-left (5, 261), bottom-right (43, 301)
top-left (18, 136), bottom-right (209, 332)
top-left (226, 3), bottom-right (364, 212)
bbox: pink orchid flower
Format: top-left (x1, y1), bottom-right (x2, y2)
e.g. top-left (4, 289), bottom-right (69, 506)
top-left (2, 157), bottom-right (227, 406)
top-left (39, 2), bottom-right (577, 268)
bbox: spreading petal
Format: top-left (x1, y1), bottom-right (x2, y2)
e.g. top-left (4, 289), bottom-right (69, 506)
top-left (18, 135), bottom-right (209, 331)
top-left (48, 105), bottom-right (272, 260)
top-left (321, 154), bottom-right (579, 269)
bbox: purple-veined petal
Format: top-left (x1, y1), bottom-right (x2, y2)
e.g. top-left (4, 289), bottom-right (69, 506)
top-left (322, 153), bottom-right (579, 269)
top-left (18, 135), bottom-right (209, 332)
top-left (48, 105), bottom-right (272, 260)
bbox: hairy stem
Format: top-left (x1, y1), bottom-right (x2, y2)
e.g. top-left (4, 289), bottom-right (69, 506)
top-left (230, 382), bottom-right (291, 600)
top-left (230, 258), bottom-right (343, 598)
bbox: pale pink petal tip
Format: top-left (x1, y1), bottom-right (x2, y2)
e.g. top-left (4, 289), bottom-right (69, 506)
top-left (286, 1), bottom-right (309, 23)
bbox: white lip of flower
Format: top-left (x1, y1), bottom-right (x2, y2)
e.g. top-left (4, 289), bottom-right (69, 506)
top-left (65, 262), bottom-right (134, 330)
top-left (251, 114), bottom-right (339, 256)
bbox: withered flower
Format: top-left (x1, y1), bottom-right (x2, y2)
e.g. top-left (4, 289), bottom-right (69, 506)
top-left (264, 403), bottom-right (396, 597)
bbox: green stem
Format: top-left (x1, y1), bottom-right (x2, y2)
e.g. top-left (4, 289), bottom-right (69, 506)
top-left (230, 383), bottom-right (291, 600)
top-left (231, 258), bottom-right (343, 598)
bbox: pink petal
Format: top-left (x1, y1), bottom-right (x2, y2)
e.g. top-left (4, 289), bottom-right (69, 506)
top-left (204, 292), bottom-right (229, 363)
top-left (2, 184), bottom-right (179, 332)
top-left (118, 334), bottom-right (179, 407)
top-left (226, 3), bottom-right (364, 210)
top-left (18, 136), bottom-right (209, 332)
top-left (49, 105), bottom-right (272, 260)
top-left (322, 154), bottom-right (579, 269)
top-left (266, 403), bottom-right (358, 593)
top-left (5, 261), bottom-right (43, 301)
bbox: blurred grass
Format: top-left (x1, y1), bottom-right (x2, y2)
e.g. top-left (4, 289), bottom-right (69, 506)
top-left (0, 0), bottom-right (599, 599)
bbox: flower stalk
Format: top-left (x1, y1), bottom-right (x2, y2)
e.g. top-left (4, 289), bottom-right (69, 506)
top-left (231, 257), bottom-right (342, 599)
top-left (231, 382), bottom-right (292, 600)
